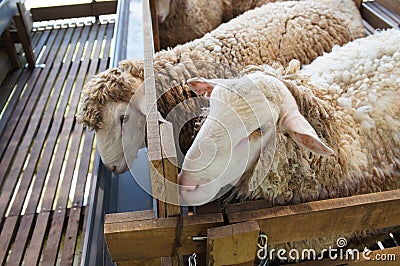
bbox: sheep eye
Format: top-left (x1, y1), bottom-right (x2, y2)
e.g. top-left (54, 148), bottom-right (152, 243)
top-left (120, 114), bottom-right (129, 124)
top-left (257, 125), bottom-right (266, 133)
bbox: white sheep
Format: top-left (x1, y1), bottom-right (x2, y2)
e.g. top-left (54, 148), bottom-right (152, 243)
top-left (77, 0), bottom-right (364, 173)
top-left (179, 28), bottom-right (400, 256)
top-left (157, 0), bottom-right (365, 48)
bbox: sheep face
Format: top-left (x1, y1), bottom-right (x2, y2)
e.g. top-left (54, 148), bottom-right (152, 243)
top-left (179, 72), bottom-right (333, 206)
top-left (95, 100), bottom-right (146, 173)
top-left (156, 0), bottom-right (171, 23)
top-left (77, 68), bottom-right (147, 173)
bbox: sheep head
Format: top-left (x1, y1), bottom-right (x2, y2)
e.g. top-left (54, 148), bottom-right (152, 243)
top-left (179, 70), bottom-right (333, 206)
top-left (77, 67), bottom-right (149, 174)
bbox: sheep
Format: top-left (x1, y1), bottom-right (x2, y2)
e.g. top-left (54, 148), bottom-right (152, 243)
top-left (77, 0), bottom-right (364, 174)
top-left (157, 0), bottom-right (365, 48)
top-left (178, 28), bottom-right (400, 259)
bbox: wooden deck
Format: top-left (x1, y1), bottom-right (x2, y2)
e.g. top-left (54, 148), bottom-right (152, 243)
top-left (0, 17), bottom-right (114, 265)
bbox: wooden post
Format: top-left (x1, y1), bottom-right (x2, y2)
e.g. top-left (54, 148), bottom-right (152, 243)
top-left (160, 122), bottom-right (181, 216)
top-left (104, 213), bottom-right (224, 262)
top-left (206, 221), bottom-right (260, 266)
top-left (15, 2), bottom-right (35, 69)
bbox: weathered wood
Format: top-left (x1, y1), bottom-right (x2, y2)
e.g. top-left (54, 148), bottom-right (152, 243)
top-left (15, 2), bottom-right (35, 68)
top-left (0, 29), bottom-right (58, 167)
top-left (30, 1), bottom-right (118, 21)
top-left (23, 212), bottom-right (51, 266)
top-left (228, 190), bottom-right (400, 245)
top-left (225, 199), bottom-right (272, 214)
top-left (9, 26), bottom-right (79, 217)
top-left (41, 209), bottom-right (66, 265)
top-left (6, 214), bottom-right (35, 265)
top-left (206, 221), bottom-right (260, 266)
top-left (0, 216), bottom-right (19, 265)
top-left (106, 210), bottom-right (156, 224)
top-left (60, 207), bottom-right (82, 265)
top-left (160, 122), bottom-right (180, 216)
top-left (105, 213), bottom-right (224, 261)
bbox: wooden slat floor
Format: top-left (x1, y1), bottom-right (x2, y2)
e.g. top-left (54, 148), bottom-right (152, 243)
top-left (0, 17), bottom-right (114, 265)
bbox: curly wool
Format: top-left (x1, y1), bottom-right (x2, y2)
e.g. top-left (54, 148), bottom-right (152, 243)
top-left (76, 69), bottom-right (137, 130)
top-left (78, 0), bottom-right (363, 154)
top-left (160, 0), bottom-right (364, 48)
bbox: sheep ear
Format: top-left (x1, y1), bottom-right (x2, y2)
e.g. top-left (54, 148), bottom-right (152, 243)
top-left (282, 111), bottom-right (334, 155)
top-left (187, 78), bottom-right (216, 98)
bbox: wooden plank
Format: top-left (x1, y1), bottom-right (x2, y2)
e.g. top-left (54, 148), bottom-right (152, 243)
top-left (375, 0), bottom-right (400, 15)
top-left (71, 130), bottom-right (95, 207)
top-left (60, 207), bottom-right (82, 265)
top-left (0, 216), bottom-right (18, 265)
top-left (225, 199), bottom-right (272, 215)
top-left (26, 25), bottom-right (93, 214)
top-left (0, 28), bottom-right (62, 196)
top-left (46, 24), bottom-right (104, 212)
top-left (41, 209), bottom-right (66, 265)
top-left (8, 26), bottom-right (81, 217)
top-left (105, 210), bottom-right (156, 224)
top-left (6, 214), bottom-right (35, 265)
top-left (0, 30), bottom-right (49, 140)
top-left (105, 213), bottom-right (224, 261)
top-left (30, 1), bottom-right (118, 21)
top-left (143, 0), bottom-right (166, 219)
top-left (227, 190), bottom-right (400, 245)
top-left (206, 221), bottom-right (259, 266)
top-left (196, 200), bottom-right (223, 215)
top-left (23, 212), bottom-right (51, 266)
top-left (0, 29), bottom-right (56, 162)
top-left (160, 122), bottom-right (180, 216)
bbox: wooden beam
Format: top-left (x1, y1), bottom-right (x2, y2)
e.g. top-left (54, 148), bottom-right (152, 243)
top-left (104, 213), bottom-right (224, 261)
top-left (14, 3), bottom-right (35, 69)
top-left (30, 1), bottom-right (117, 21)
top-left (105, 210), bottom-right (156, 224)
top-left (227, 190), bottom-right (400, 245)
top-left (160, 122), bottom-right (180, 217)
top-left (206, 221), bottom-right (260, 266)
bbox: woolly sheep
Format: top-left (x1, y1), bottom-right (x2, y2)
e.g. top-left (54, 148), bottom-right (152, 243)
top-left (157, 0), bottom-right (365, 48)
top-left (77, 0), bottom-right (364, 173)
top-left (179, 28), bottom-right (400, 258)
top-left (179, 28), bottom-right (400, 205)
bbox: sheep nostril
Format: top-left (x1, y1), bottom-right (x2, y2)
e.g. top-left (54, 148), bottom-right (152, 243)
top-left (112, 166), bottom-right (117, 172)
top-left (158, 15), bottom-right (164, 23)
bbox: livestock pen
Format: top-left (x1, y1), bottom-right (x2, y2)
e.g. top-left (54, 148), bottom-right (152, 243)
top-left (0, 0), bottom-right (398, 266)
top-left (101, 0), bottom-right (400, 265)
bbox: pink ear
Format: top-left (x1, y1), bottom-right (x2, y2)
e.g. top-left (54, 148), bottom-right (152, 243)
top-left (187, 78), bottom-right (215, 98)
top-left (282, 111), bottom-right (334, 155)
